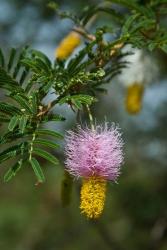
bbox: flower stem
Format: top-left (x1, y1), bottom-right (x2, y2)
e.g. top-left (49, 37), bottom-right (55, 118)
top-left (86, 105), bottom-right (95, 131)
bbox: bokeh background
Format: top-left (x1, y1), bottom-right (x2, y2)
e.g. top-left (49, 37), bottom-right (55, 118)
top-left (0, 0), bottom-right (167, 250)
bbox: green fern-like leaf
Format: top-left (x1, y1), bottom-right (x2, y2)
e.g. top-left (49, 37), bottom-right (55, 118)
top-left (29, 157), bottom-right (45, 183)
top-left (4, 159), bottom-right (23, 182)
top-left (32, 148), bottom-right (59, 166)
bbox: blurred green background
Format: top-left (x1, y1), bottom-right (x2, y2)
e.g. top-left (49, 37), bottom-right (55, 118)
top-left (0, 0), bottom-right (167, 250)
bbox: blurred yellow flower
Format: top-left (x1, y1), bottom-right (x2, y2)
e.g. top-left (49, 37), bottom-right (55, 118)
top-left (125, 83), bottom-right (144, 114)
top-left (55, 31), bottom-right (81, 60)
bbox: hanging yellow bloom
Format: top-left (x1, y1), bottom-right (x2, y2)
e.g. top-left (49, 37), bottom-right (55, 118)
top-left (80, 177), bottom-right (107, 219)
top-left (55, 31), bottom-right (81, 60)
top-left (125, 83), bottom-right (144, 114)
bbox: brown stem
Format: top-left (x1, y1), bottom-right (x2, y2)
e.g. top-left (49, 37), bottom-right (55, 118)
top-left (73, 26), bottom-right (96, 41)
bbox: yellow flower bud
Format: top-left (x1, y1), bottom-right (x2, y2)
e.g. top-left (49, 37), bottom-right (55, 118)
top-left (55, 31), bottom-right (81, 60)
top-left (125, 83), bottom-right (144, 114)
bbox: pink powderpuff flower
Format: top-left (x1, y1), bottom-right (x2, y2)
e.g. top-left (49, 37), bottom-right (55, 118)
top-left (64, 123), bottom-right (124, 181)
top-left (64, 123), bottom-right (124, 219)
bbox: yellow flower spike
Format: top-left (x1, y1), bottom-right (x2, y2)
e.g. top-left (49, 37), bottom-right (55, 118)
top-left (80, 177), bottom-right (107, 219)
top-left (55, 31), bottom-right (81, 60)
top-left (125, 83), bottom-right (144, 114)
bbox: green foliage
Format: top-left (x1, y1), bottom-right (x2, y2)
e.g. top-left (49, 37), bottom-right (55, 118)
top-left (29, 157), bottom-right (45, 183)
top-left (8, 116), bottom-right (19, 131)
top-left (4, 159), bottom-right (23, 182)
top-left (0, 0), bottom-right (167, 182)
top-left (33, 139), bottom-right (60, 149)
top-left (0, 48), bottom-right (64, 182)
top-left (32, 148), bottom-right (59, 165)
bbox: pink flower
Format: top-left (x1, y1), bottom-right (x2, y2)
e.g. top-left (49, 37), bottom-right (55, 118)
top-left (64, 123), bottom-right (124, 181)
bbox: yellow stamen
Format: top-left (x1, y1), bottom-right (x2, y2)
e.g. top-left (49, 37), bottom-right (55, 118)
top-left (125, 83), bottom-right (144, 114)
top-left (55, 31), bottom-right (81, 60)
top-left (80, 177), bottom-right (107, 219)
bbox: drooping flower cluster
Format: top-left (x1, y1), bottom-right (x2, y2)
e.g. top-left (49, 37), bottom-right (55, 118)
top-left (119, 45), bottom-right (158, 114)
top-left (55, 31), bottom-right (81, 60)
top-left (65, 124), bottom-right (124, 219)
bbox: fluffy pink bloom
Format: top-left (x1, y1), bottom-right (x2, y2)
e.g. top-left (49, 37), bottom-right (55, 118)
top-left (64, 123), bottom-right (124, 181)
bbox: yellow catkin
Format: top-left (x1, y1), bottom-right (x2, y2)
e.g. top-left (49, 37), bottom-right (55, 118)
top-left (80, 177), bottom-right (107, 219)
top-left (125, 83), bottom-right (144, 114)
top-left (55, 31), bottom-right (81, 60)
